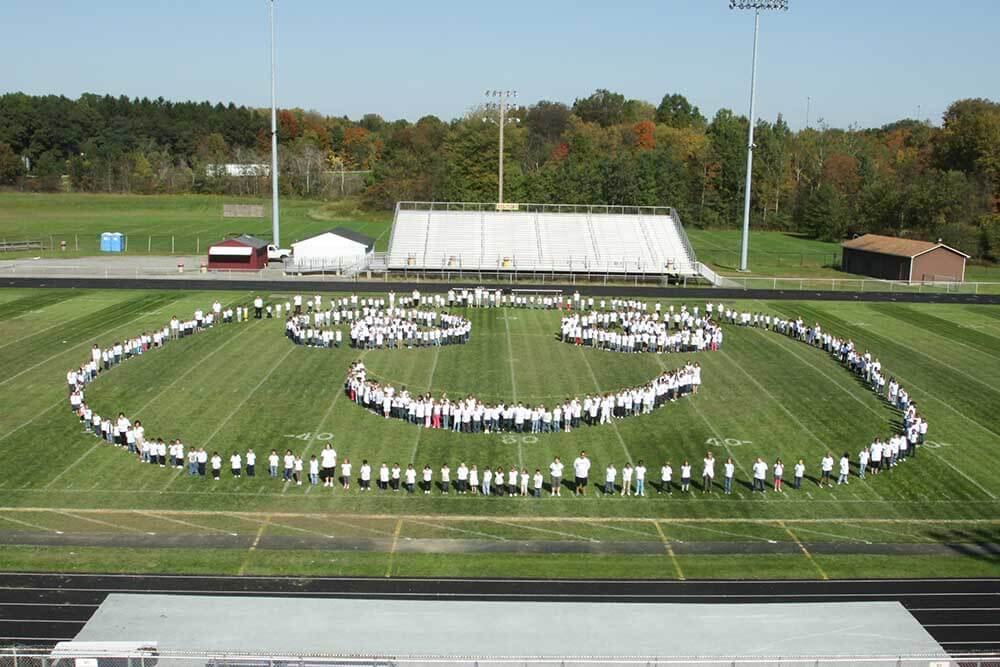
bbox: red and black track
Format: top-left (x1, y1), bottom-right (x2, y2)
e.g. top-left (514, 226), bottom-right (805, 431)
top-left (0, 573), bottom-right (997, 654)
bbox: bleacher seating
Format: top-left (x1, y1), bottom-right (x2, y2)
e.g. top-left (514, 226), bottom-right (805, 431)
top-left (387, 203), bottom-right (698, 275)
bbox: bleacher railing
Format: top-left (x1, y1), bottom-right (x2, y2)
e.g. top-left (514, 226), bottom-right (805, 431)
top-left (396, 201), bottom-right (676, 217)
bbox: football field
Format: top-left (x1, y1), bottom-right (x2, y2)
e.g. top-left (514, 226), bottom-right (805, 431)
top-left (0, 286), bottom-right (998, 579)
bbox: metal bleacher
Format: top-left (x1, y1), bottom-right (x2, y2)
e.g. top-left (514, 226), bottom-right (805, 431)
top-left (386, 202), bottom-right (699, 276)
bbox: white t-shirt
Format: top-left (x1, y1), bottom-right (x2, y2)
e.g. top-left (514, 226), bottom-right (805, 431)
top-left (572, 457), bottom-right (591, 478)
top-left (549, 461), bottom-right (564, 478)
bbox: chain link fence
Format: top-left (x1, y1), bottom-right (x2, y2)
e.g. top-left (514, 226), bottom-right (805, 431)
top-left (2, 648), bottom-right (995, 667)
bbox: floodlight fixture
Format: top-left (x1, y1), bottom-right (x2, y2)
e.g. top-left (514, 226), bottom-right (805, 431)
top-left (729, 0), bottom-right (788, 272)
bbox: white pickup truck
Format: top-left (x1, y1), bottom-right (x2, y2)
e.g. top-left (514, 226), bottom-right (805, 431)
top-left (266, 244), bottom-right (291, 262)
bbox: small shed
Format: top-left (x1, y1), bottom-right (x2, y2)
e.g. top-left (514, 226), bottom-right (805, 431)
top-left (290, 227), bottom-right (375, 271)
top-left (207, 234), bottom-right (269, 271)
top-left (841, 234), bottom-right (969, 283)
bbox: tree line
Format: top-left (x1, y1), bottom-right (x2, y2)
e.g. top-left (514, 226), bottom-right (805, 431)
top-left (1, 90), bottom-right (998, 258)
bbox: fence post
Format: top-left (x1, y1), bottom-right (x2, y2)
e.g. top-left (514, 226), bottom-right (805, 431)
top-left (147, 236), bottom-right (151, 253)
top-left (197, 238), bottom-right (200, 254)
top-left (75, 234), bottom-right (79, 251)
top-left (124, 235), bottom-right (128, 252)
top-left (172, 236), bottom-right (175, 253)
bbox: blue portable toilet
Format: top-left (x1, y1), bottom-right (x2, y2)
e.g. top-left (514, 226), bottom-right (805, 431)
top-left (109, 233), bottom-right (124, 252)
top-left (100, 232), bottom-right (112, 252)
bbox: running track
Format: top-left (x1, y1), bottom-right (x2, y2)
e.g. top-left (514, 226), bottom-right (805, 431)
top-left (0, 573), bottom-right (997, 654)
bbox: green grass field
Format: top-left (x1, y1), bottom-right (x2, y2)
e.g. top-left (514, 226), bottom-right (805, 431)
top-left (0, 286), bottom-right (998, 579)
top-left (5, 192), bottom-right (995, 284)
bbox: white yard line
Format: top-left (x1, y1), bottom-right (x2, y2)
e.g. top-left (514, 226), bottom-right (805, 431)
top-left (576, 347), bottom-right (634, 465)
top-left (502, 311), bottom-right (524, 469)
top-left (53, 510), bottom-right (150, 534)
top-left (135, 510), bottom-right (238, 536)
top-left (925, 449), bottom-right (997, 500)
top-left (133, 323), bottom-right (256, 417)
top-left (720, 349), bottom-right (832, 452)
top-left (407, 518), bottom-right (507, 541)
top-left (42, 442), bottom-right (104, 490)
top-left (0, 302), bottom-right (183, 389)
top-left (201, 345), bottom-right (295, 450)
top-left (0, 514), bottom-right (63, 534)
top-left (489, 518), bottom-right (600, 542)
top-left (0, 398), bottom-right (64, 443)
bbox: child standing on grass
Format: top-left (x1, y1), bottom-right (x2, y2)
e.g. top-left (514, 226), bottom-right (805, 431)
top-left (269, 450), bottom-right (279, 478)
top-left (820, 452), bottom-right (834, 487)
top-left (621, 463), bottom-right (633, 497)
top-left (520, 468), bottom-right (529, 496)
top-left (773, 458), bottom-right (784, 493)
top-left (794, 459), bottom-right (805, 489)
top-left (680, 460), bottom-right (692, 492)
top-left (660, 461), bottom-right (672, 494)
top-left (723, 457), bottom-right (735, 495)
top-left (604, 463), bottom-right (617, 495)
top-left (230, 451), bottom-right (242, 478)
top-left (635, 460), bottom-right (646, 497)
top-left (309, 455), bottom-right (320, 486)
top-left (440, 463), bottom-right (450, 494)
top-left (838, 452), bottom-right (850, 485)
top-left (422, 464), bottom-right (432, 494)
top-left (293, 454), bottom-right (304, 486)
top-left (283, 450), bottom-right (295, 481)
top-left (405, 464), bottom-right (416, 493)
top-left (533, 469), bottom-right (543, 497)
top-left (210, 452), bottom-right (222, 480)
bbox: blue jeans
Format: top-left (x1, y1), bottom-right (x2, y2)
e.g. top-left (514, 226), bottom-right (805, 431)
top-left (724, 476), bottom-right (733, 494)
top-left (636, 479), bottom-right (645, 495)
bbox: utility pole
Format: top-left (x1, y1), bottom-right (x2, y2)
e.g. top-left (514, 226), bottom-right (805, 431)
top-left (484, 90), bottom-right (518, 205)
top-left (269, 0), bottom-right (281, 246)
top-left (730, 0), bottom-right (789, 272)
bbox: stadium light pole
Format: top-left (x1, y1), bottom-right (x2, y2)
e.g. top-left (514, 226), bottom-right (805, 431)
top-left (269, 0), bottom-right (281, 246)
top-left (730, 0), bottom-right (788, 272)
top-left (484, 90), bottom-right (518, 205)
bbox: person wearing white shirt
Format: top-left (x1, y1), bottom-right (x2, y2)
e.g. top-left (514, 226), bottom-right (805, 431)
top-left (283, 450), bottom-right (295, 482)
top-left (197, 448), bottom-right (208, 477)
top-left (793, 459), bottom-right (805, 489)
top-left (604, 464), bottom-right (617, 495)
top-left (634, 461), bottom-right (647, 497)
top-left (572, 452), bottom-right (591, 496)
top-left (858, 447), bottom-right (870, 480)
top-left (723, 457), bottom-right (736, 495)
top-left (773, 459), bottom-right (785, 493)
top-left (456, 463), bottom-right (469, 494)
top-left (320, 444), bottom-right (337, 487)
top-left (391, 463), bottom-right (402, 491)
top-left (440, 464), bottom-right (451, 494)
top-left (210, 452), bottom-right (222, 480)
top-left (340, 459), bottom-right (352, 490)
top-left (680, 461), bottom-right (692, 492)
top-left (837, 452), bottom-right (850, 485)
top-left (660, 461), bottom-right (673, 494)
top-left (469, 465), bottom-right (479, 495)
top-left (268, 450), bottom-right (279, 478)
top-left (245, 448), bottom-right (256, 477)
top-left (422, 465), bottom-right (433, 494)
top-left (482, 467), bottom-right (493, 496)
top-left (752, 457), bottom-right (768, 493)
top-left (532, 469), bottom-right (544, 497)
top-left (404, 464), bottom-right (417, 493)
top-left (253, 296), bottom-right (264, 319)
top-left (620, 463), bottom-right (633, 497)
top-left (360, 460), bottom-right (372, 491)
top-left (293, 455), bottom-right (304, 485)
top-left (230, 451), bottom-right (242, 478)
top-left (702, 452), bottom-right (715, 494)
top-left (820, 452), bottom-right (835, 488)
top-left (549, 457), bottom-right (564, 496)
top-left (309, 456), bottom-right (320, 485)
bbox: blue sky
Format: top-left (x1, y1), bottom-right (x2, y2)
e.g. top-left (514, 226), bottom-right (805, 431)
top-left (3, 0), bottom-right (997, 129)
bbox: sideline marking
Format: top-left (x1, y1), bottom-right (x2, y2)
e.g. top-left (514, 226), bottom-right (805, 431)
top-left (780, 520), bottom-right (828, 580)
top-left (654, 521), bottom-right (685, 580)
top-left (238, 514), bottom-right (270, 576)
top-left (384, 518), bottom-right (403, 578)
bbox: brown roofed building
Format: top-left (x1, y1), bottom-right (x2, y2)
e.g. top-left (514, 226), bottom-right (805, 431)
top-left (841, 234), bottom-right (969, 282)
